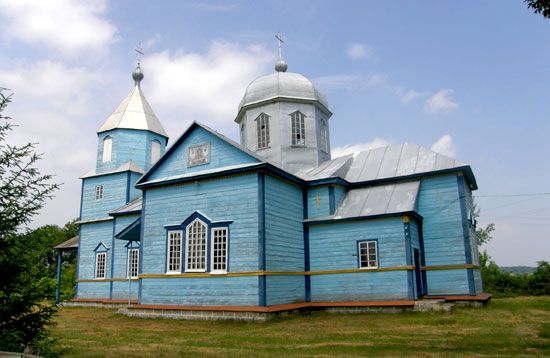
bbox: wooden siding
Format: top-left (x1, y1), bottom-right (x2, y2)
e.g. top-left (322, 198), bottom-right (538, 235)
top-left (416, 174), bottom-right (471, 295)
top-left (307, 186), bottom-right (331, 218)
top-left (264, 175), bottom-right (305, 304)
top-left (96, 129), bottom-right (166, 173)
top-left (140, 276), bottom-right (259, 306)
top-left (308, 218), bottom-right (410, 301)
top-left (77, 221), bottom-right (113, 298)
top-left (409, 219), bottom-right (421, 299)
top-left (110, 214), bottom-right (140, 300)
top-left (81, 173), bottom-right (128, 220)
top-left (140, 173), bottom-right (260, 305)
top-left (147, 126), bottom-right (259, 181)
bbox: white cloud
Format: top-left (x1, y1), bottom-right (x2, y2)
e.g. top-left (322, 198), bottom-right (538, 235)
top-left (143, 41), bottom-right (274, 135)
top-left (425, 89), bottom-right (459, 113)
top-left (332, 138), bottom-right (391, 158)
top-left (401, 88), bottom-right (429, 103)
top-left (0, 0), bottom-right (117, 56)
top-left (430, 134), bottom-right (456, 157)
top-left (346, 43), bottom-right (374, 61)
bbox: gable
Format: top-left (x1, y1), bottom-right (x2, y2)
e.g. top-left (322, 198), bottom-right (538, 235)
top-left (140, 123), bottom-right (262, 183)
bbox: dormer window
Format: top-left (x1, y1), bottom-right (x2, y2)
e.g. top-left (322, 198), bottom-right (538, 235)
top-left (256, 113), bottom-right (270, 149)
top-left (102, 136), bottom-right (112, 162)
top-left (151, 140), bottom-right (161, 164)
top-left (320, 119), bottom-right (328, 153)
top-left (290, 111), bottom-right (306, 146)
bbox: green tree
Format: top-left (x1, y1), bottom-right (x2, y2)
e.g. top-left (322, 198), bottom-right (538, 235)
top-left (474, 203), bottom-right (495, 247)
top-left (0, 88), bottom-right (60, 354)
top-left (525, 0), bottom-right (550, 18)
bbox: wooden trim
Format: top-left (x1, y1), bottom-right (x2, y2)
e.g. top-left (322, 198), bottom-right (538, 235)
top-left (421, 264), bottom-right (480, 271)
top-left (72, 298), bottom-right (137, 304)
top-left (424, 293), bottom-right (491, 302)
top-left (77, 278), bottom-right (139, 283)
top-left (127, 299), bottom-right (416, 313)
top-left (139, 266), bottom-right (415, 279)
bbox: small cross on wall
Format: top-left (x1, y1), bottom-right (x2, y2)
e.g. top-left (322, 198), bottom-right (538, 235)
top-left (314, 195), bottom-right (321, 209)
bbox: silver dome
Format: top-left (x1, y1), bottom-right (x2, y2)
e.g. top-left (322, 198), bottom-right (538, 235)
top-left (237, 72), bottom-right (329, 115)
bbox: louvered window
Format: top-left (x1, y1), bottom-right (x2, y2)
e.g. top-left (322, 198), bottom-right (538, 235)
top-left (291, 111), bottom-right (306, 145)
top-left (320, 119), bottom-right (328, 153)
top-left (256, 113), bottom-right (270, 149)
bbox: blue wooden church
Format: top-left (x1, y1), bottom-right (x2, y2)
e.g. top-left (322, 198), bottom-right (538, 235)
top-left (67, 55), bottom-right (485, 317)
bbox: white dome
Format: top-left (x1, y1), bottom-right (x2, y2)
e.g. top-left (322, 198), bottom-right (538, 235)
top-left (238, 72), bottom-right (329, 113)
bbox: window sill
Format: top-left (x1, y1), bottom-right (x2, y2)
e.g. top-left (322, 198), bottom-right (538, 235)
top-left (256, 146), bottom-right (271, 151)
top-left (359, 266), bottom-right (378, 270)
top-left (210, 270), bottom-right (227, 275)
top-left (166, 271), bottom-right (181, 275)
top-left (290, 144), bottom-right (306, 148)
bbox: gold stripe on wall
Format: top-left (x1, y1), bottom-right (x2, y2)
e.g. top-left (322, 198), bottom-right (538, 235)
top-left (421, 264), bottom-right (480, 271)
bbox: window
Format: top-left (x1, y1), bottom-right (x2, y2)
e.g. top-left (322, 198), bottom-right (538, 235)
top-left (151, 140), bottom-right (161, 164)
top-left (240, 123), bottom-right (246, 147)
top-left (320, 119), bottom-right (328, 153)
top-left (256, 113), bottom-right (270, 149)
top-left (211, 228), bottom-right (228, 272)
top-left (358, 241), bottom-right (378, 269)
top-left (167, 231), bottom-right (182, 273)
top-left (95, 252), bottom-right (106, 279)
top-left (290, 111), bottom-right (306, 145)
top-left (102, 136), bottom-right (112, 162)
top-left (95, 185), bottom-right (104, 200)
top-left (127, 248), bottom-right (139, 278)
top-left (186, 219), bottom-right (207, 272)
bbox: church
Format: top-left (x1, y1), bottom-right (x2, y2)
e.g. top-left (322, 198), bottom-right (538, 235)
top-left (66, 50), bottom-right (486, 318)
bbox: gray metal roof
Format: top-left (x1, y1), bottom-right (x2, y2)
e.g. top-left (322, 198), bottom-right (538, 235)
top-left (54, 235), bottom-right (79, 250)
top-left (110, 196), bottom-right (142, 215)
top-left (333, 181), bottom-right (420, 219)
top-left (298, 143), bottom-right (466, 183)
top-left (80, 160), bottom-right (145, 179)
top-left (238, 72), bottom-right (329, 113)
top-left (97, 83), bottom-right (168, 137)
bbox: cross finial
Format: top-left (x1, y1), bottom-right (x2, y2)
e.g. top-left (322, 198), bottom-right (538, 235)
top-left (134, 43), bottom-right (144, 66)
top-left (275, 32), bottom-right (284, 61)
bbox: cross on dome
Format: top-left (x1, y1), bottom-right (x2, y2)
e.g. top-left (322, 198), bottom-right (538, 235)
top-left (274, 32), bottom-right (288, 72)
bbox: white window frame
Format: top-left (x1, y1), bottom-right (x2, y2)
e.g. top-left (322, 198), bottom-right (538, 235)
top-left (95, 252), bottom-right (107, 279)
top-left (185, 219), bottom-right (208, 272)
top-left (291, 111), bottom-right (306, 146)
top-left (320, 119), bottom-right (328, 153)
top-left (166, 230), bottom-right (182, 274)
top-left (127, 248), bottom-right (140, 278)
top-left (256, 113), bottom-right (270, 149)
top-left (210, 227), bottom-right (228, 274)
top-left (151, 140), bottom-right (161, 164)
top-left (358, 240), bottom-right (378, 269)
top-left (102, 136), bottom-right (112, 163)
top-left (95, 185), bottom-right (104, 200)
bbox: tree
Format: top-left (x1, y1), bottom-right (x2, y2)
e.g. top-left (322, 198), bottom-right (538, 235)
top-left (0, 88), bottom-right (60, 354)
top-left (473, 203), bottom-right (495, 247)
top-left (525, 0), bottom-right (550, 18)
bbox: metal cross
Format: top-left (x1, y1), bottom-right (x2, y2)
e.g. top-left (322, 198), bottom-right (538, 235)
top-left (134, 43), bottom-right (144, 66)
top-left (314, 195), bottom-right (321, 209)
top-left (275, 32), bottom-right (284, 61)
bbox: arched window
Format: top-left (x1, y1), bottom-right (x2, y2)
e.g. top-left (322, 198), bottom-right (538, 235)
top-left (151, 140), bottom-right (161, 164)
top-left (290, 111), bottom-right (306, 146)
top-left (102, 136), bottom-right (112, 163)
top-left (255, 113), bottom-right (270, 149)
top-left (320, 119), bottom-right (328, 153)
top-left (186, 219), bottom-right (207, 272)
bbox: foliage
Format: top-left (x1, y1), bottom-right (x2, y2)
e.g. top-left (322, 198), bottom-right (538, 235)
top-left (51, 297), bottom-right (550, 356)
top-left (525, 0), bottom-right (550, 18)
top-left (0, 88), bottom-right (61, 354)
top-left (473, 203), bottom-right (495, 246)
top-left (481, 251), bottom-right (550, 297)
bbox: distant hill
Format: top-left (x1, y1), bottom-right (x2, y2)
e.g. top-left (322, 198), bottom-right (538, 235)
top-left (500, 266), bottom-right (537, 275)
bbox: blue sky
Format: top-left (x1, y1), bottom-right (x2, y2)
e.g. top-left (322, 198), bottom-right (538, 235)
top-left (0, 1), bottom-right (548, 266)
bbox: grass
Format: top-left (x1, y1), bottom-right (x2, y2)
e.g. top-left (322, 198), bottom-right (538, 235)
top-left (51, 296), bottom-right (550, 357)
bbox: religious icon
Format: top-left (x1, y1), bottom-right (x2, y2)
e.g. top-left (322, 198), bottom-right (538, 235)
top-left (187, 143), bottom-right (211, 167)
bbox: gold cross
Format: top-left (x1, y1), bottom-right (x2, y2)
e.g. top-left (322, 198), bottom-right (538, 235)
top-left (314, 195), bottom-right (321, 209)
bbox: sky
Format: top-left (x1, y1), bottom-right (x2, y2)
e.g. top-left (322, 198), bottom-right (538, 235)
top-left (0, 0), bottom-right (548, 266)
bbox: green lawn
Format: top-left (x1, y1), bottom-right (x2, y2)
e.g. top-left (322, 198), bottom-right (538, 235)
top-left (51, 297), bottom-right (550, 357)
